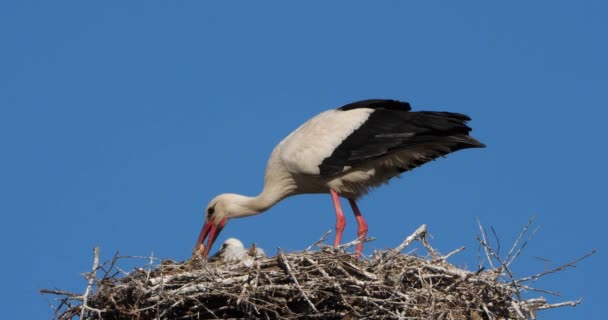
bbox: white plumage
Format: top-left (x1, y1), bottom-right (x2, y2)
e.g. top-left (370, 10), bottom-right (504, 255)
top-left (210, 238), bottom-right (247, 262)
top-left (278, 109), bottom-right (373, 175)
top-left (195, 99), bottom-right (484, 258)
top-left (251, 246), bottom-right (266, 259)
top-left (210, 238), bottom-right (266, 262)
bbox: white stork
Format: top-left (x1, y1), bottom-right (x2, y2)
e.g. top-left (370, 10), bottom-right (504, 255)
top-left (195, 99), bottom-right (485, 258)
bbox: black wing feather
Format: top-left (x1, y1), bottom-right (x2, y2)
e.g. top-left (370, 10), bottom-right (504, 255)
top-left (338, 99), bottom-right (411, 111)
top-left (319, 101), bottom-right (485, 176)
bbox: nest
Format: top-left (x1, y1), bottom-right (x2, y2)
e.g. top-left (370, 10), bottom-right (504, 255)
top-left (43, 223), bottom-right (592, 320)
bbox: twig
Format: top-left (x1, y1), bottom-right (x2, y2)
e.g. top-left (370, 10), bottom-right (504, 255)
top-left (490, 226), bottom-right (501, 256)
top-left (336, 236), bottom-right (375, 250)
top-left (476, 217), bottom-right (495, 269)
top-left (305, 230), bottom-right (332, 251)
top-left (278, 250), bottom-right (318, 313)
top-left (481, 303), bottom-right (495, 320)
top-left (517, 284), bottom-right (561, 296)
top-left (505, 216), bottom-right (535, 266)
top-left (510, 300), bottom-right (526, 319)
top-left (80, 247), bottom-right (100, 320)
top-left (517, 250), bottom-right (596, 283)
top-left (477, 231), bottom-right (524, 301)
top-left (533, 298), bottom-right (582, 310)
top-left (420, 233), bottom-right (441, 259)
top-left (392, 224), bottom-right (427, 255)
top-left (40, 289), bottom-right (83, 299)
top-left (440, 246), bottom-right (465, 261)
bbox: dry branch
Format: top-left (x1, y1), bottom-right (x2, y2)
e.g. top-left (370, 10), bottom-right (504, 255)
top-left (80, 247), bottom-right (100, 320)
top-left (43, 224), bottom-right (592, 320)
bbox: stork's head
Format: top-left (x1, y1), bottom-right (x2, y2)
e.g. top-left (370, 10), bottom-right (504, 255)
top-left (195, 193), bottom-right (251, 258)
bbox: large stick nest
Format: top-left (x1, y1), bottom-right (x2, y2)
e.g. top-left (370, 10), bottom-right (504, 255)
top-left (43, 224), bottom-right (591, 320)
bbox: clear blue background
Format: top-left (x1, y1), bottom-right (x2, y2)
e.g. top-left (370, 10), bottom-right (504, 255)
top-left (1, 1), bottom-right (605, 319)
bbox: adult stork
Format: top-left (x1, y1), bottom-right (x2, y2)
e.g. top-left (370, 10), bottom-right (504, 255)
top-left (195, 99), bottom-right (485, 258)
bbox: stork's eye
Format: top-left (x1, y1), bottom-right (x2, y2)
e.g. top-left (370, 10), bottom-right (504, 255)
top-left (207, 206), bottom-right (215, 219)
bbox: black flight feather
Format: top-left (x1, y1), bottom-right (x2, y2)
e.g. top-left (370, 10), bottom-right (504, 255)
top-left (338, 99), bottom-right (411, 111)
top-left (319, 100), bottom-right (485, 176)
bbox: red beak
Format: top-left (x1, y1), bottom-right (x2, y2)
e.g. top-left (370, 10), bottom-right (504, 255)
top-left (195, 218), bottom-right (228, 258)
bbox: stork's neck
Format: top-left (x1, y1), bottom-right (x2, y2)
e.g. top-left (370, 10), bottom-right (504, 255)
top-left (229, 149), bottom-right (297, 218)
top-left (251, 187), bottom-right (288, 213)
top-left (230, 178), bottom-right (296, 218)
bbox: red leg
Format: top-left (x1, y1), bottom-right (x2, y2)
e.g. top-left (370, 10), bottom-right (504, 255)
top-left (330, 190), bottom-right (346, 247)
top-left (348, 199), bottom-right (368, 257)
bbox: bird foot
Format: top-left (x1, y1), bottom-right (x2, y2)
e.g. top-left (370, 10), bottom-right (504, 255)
top-left (191, 244), bottom-right (206, 259)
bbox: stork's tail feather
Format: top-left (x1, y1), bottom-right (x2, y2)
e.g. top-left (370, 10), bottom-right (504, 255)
top-left (394, 111), bottom-right (485, 151)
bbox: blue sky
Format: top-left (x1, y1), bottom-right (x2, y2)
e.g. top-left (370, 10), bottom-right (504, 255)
top-left (1, 1), bottom-right (606, 319)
